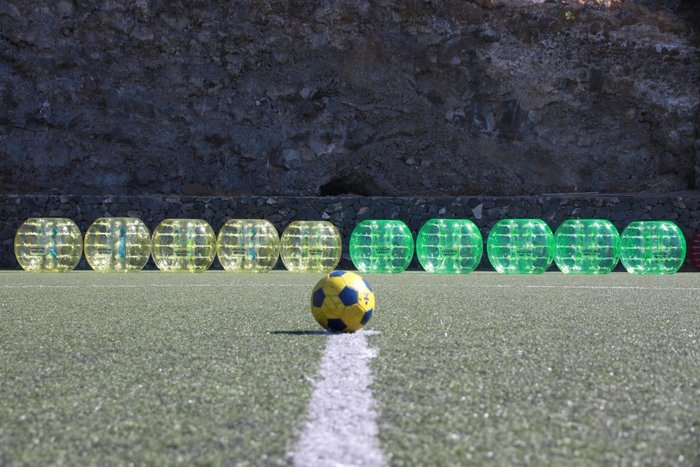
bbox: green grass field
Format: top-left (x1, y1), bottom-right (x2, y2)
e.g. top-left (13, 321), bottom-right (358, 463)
top-left (1, 271), bottom-right (698, 465)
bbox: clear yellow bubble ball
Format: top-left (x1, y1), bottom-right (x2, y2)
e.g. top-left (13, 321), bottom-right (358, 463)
top-left (151, 219), bottom-right (216, 272)
top-left (84, 217), bottom-right (151, 272)
top-left (280, 221), bottom-right (341, 273)
top-left (14, 218), bottom-right (83, 272)
top-left (217, 219), bottom-right (280, 273)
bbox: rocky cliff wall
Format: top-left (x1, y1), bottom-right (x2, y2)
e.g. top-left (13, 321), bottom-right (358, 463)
top-left (0, 0), bottom-right (699, 196)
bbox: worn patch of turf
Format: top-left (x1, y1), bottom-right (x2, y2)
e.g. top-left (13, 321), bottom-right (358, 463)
top-left (0, 271), bottom-right (325, 465)
top-left (369, 272), bottom-right (700, 465)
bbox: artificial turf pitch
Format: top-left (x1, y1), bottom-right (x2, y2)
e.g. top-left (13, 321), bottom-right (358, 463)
top-left (0, 271), bottom-right (698, 465)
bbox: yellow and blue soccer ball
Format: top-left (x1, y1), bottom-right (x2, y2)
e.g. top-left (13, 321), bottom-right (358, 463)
top-left (311, 270), bottom-right (375, 332)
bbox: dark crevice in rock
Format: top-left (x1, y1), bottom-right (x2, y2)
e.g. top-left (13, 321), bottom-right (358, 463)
top-left (320, 173), bottom-right (379, 196)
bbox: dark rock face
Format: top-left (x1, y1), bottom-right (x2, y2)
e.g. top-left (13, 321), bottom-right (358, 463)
top-left (0, 0), bottom-right (698, 196)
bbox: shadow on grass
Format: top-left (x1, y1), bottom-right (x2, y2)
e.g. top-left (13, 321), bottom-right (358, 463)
top-left (269, 330), bottom-right (331, 336)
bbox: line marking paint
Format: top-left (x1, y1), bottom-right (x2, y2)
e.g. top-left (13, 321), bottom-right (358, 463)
top-left (451, 284), bottom-right (700, 291)
top-left (292, 330), bottom-right (386, 467)
top-left (1, 283), bottom-right (699, 291)
top-left (0, 283), bottom-right (304, 289)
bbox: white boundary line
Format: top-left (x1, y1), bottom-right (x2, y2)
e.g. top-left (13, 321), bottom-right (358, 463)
top-left (1, 283), bottom-right (699, 291)
top-left (451, 284), bottom-right (700, 291)
top-left (292, 330), bottom-right (386, 467)
top-left (0, 283), bottom-right (302, 289)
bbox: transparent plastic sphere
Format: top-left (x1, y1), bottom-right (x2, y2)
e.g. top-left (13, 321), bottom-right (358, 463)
top-left (151, 219), bottom-right (216, 272)
top-left (554, 219), bottom-right (620, 274)
top-left (620, 221), bottom-right (686, 274)
top-left (349, 220), bottom-right (414, 273)
top-left (691, 230), bottom-right (700, 271)
top-left (486, 218), bottom-right (554, 274)
top-left (14, 218), bottom-right (83, 272)
top-left (217, 219), bottom-right (280, 273)
top-left (416, 219), bottom-right (483, 274)
top-left (280, 221), bottom-right (341, 273)
top-left (84, 217), bottom-right (151, 272)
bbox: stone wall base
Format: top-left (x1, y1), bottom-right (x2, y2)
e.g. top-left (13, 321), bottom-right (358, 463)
top-left (1, 194), bottom-right (699, 271)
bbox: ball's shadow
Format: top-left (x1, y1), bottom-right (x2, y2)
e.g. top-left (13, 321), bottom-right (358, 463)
top-left (268, 330), bottom-right (331, 336)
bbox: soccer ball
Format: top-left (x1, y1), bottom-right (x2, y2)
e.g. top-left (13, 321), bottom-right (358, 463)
top-left (311, 270), bottom-right (375, 332)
